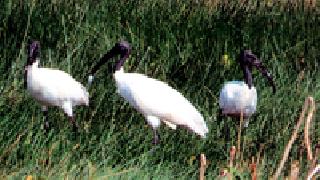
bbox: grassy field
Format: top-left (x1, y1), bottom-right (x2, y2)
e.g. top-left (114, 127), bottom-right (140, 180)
top-left (0, 0), bottom-right (320, 179)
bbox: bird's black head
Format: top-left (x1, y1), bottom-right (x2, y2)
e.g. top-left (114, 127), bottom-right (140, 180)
top-left (27, 40), bottom-right (40, 66)
top-left (239, 50), bottom-right (259, 66)
top-left (115, 41), bottom-right (131, 56)
top-left (114, 41), bottom-right (131, 71)
top-left (24, 40), bottom-right (40, 88)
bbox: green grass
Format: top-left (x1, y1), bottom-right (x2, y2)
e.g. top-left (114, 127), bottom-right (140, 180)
top-left (0, 0), bottom-right (320, 179)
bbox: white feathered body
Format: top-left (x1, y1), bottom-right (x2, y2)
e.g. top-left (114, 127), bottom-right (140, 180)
top-left (26, 61), bottom-right (89, 112)
top-left (219, 81), bottom-right (257, 118)
top-left (114, 69), bottom-right (208, 138)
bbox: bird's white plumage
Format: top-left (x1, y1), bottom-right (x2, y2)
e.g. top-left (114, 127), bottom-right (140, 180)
top-left (27, 60), bottom-right (89, 115)
top-left (114, 70), bottom-right (208, 137)
top-left (219, 81), bottom-right (257, 118)
top-left (307, 164), bottom-right (320, 180)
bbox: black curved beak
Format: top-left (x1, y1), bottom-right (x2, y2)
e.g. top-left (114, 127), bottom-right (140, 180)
top-left (89, 45), bottom-right (118, 76)
top-left (258, 67), bottom-right (275, 94)
top-left (247, 54), bottom-right (276, 94)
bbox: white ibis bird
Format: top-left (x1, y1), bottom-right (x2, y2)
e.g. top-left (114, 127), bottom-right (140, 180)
top-left (219, 50), bottom-right (276, 127)
top-left (88, 41), bottom-right (208, 145)
top-left (24, 40), bottom-right (89, 133)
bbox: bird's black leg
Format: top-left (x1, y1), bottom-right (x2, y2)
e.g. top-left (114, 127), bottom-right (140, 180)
top-left (42, 106), bottom-right (50, 166)
top-left (218, 109), bottom-right (230, 142)
top-left (68, 116), bottom-right (79, 134)
top-left (217, 109), bottom-right (223, 138)
top-left (152, 129), bottom-right (160, 145)
top-left (253, 111), bottom-right (259, 123)
top-left (42, 106), bottom-right (49, 134)
top-left (224, 120), bottom-right (230, 143)
top-left (217, 109), bottom-right (222, 122)
top-left (218, 109), bottom-right (230, 152)
top-left (148, 129), bottom-right (160, 155)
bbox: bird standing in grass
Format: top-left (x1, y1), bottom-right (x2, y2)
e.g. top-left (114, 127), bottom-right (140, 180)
top-left (219, 50), bottom-right (276, 126)
top-left (88, 41), bottom-right (208, 145)
top-left (25, 40), bottom-right (89, 133)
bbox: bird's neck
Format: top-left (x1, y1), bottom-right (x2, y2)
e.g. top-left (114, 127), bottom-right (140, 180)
top-left (33, 59), bottom-right (40, 67)
top-left (115, 67), bottom-right (124, 74)
top-left (25, 59), bottom-right (40, 81)
top-left (115, 53), bottom-right (129, 71)
top-left (27, 59), bottom-right (40, 69)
